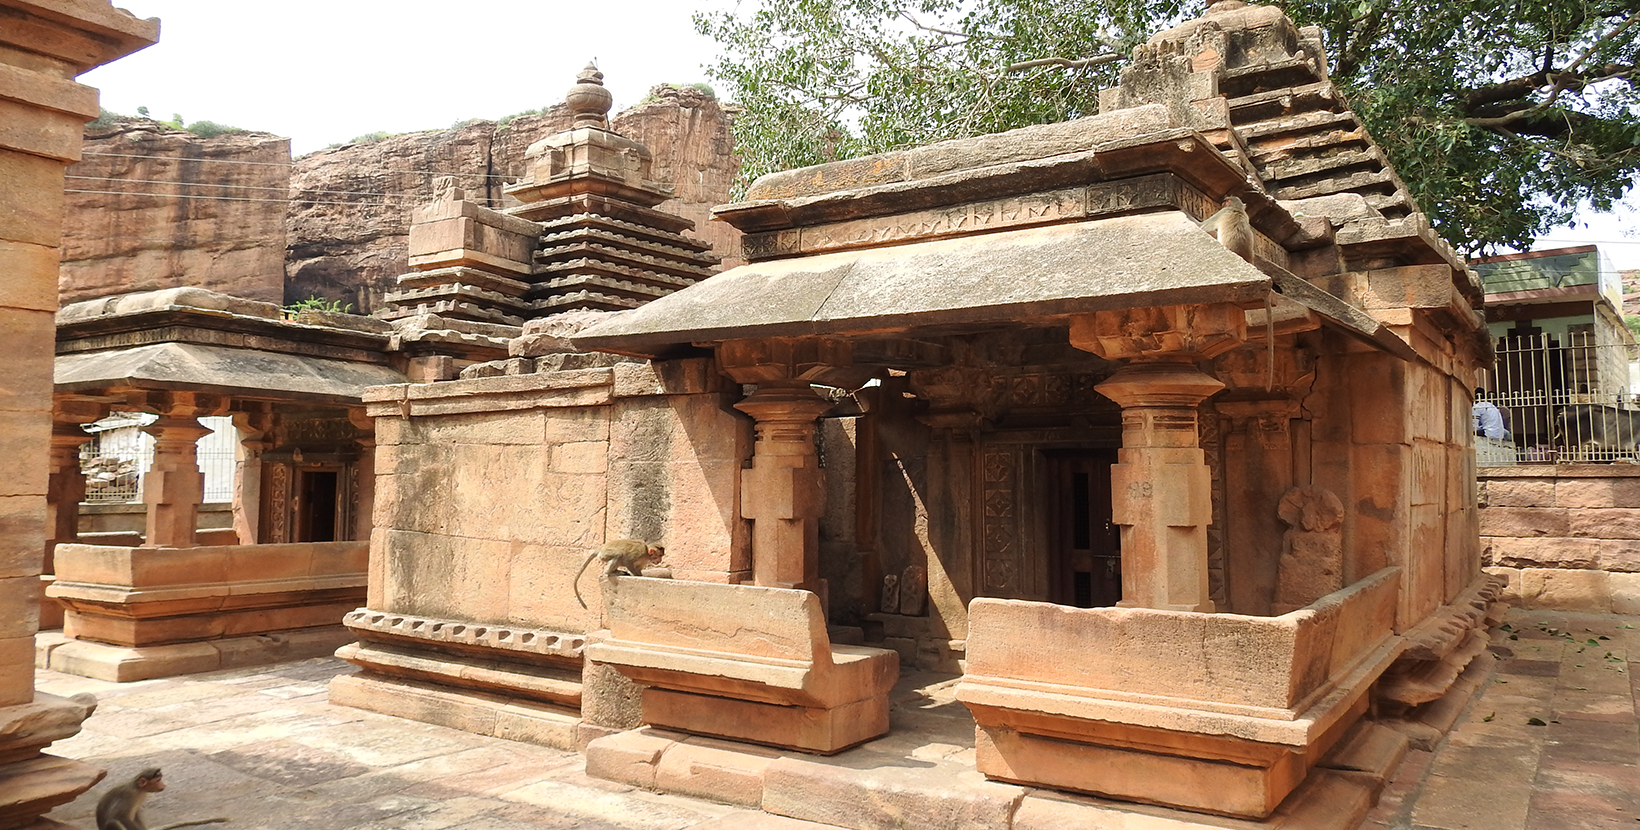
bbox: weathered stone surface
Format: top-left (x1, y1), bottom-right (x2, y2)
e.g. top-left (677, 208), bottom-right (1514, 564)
top-left (761, 756), bottom-right (1025, 830)
top-left (1478, 507), bottom-right (1570, 538)
top-left (1486, 536), bottom-right (1599, 570)
top-left (61, 122), bottom-right (289, 305)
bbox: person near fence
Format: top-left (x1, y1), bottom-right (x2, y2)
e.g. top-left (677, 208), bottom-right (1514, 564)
top-left (1473, 388), bottom-right (1511, 440)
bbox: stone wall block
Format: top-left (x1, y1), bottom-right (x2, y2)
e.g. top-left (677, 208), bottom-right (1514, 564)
top-left (0, 635), bottom-right (33, 705)
top-left (0, 308), bottom-right (54, 414)
top-left (1556, 477), bottom-right (1640, 509)
top-left (1611, 573), bottom-right (1640, 615)
top-left (0, 576), bottom-right (39, 638)
top-left (1489, 536), bottom-right (1599, 570)
top-left (0, 240), bottom-right (61, 312)
top-left (1598, 541), bottom-right (1640, 574)
top-left (541, 407), bottom-right (613, 445)
top-left (1482, 478), bottom-right (1554, 508)
top-left (1568, 508), bottom-right (1640, 540)
top-left (551, 441), bottom-right (608, 475)
top-left (1477, 507), bottom-right (1568, 538)
top-left (1518, 568), bottom-right (1611, 613)
top-left (0, 495), bottom-right (47, 578)
top-left (0, 149), bottom-right (67, 247)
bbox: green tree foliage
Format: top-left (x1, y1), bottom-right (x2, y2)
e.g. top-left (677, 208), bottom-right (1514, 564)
top-left (696, 0), bottom-right (1639, 254)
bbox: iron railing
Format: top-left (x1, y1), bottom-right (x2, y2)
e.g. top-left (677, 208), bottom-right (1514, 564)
top-left (1483, 331), bottom-right (1640, 464)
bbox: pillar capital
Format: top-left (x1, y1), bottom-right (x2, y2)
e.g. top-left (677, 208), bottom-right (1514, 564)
top-left (718, 337), bottom-right (874, 389)
top-left (1069, 303), bottom-right (1246, 362)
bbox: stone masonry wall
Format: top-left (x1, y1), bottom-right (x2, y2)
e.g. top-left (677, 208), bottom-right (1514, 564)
top-left (1480, 466), bottom-right (1640, 613)
top-left (364, 359), bottom-right (749, 636)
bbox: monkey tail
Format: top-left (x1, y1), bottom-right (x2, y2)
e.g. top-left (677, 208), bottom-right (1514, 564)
top-left (153, 820), bottom-right (230, 830)
top-left (572, 552), bottom-right (596, 608)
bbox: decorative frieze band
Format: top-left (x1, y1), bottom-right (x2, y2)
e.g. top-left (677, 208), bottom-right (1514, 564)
top-left (343, 609), bottom-right (587, 660)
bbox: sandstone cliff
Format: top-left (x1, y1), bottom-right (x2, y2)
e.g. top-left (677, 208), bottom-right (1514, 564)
top-left (61, 121), bottom-right (290, 305)
top-left (286, 86), bottom-right (741, 313)
top-left (62, 87), bottom-right (740, 314)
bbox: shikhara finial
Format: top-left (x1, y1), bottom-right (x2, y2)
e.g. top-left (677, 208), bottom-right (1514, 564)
top-left (567, 61), bottom-right (612, 129)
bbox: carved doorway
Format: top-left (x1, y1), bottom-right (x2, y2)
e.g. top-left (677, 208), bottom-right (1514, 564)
top-left (1047, 451), bottom-right (1120, 607)
top-left (294, 466), bottom-right (343, 542)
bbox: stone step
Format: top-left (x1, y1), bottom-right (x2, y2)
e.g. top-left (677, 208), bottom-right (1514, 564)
top-left (761, 753), bottom-right (1025, 830)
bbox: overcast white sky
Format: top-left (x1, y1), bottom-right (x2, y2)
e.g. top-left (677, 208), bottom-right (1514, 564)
top-left (83, 0), bottom-right (1638, 268)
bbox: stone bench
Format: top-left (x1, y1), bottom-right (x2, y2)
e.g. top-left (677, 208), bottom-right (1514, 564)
top-left (585, 577), bottom-right (899, 754)
top-left (956, 567), bottom-right (1402, 818)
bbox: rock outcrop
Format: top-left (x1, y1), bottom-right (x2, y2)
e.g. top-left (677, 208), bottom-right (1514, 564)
top-left (61, 87), bottom-right (741, 315)
top-left (286, 86), bottom-right (741, 314)
top-left (61, 121), bottom-right (290, 305)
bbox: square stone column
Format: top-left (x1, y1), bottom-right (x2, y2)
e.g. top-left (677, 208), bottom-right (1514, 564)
top-left (231, 407), bottom-right (274, 545)
top-left (733, 384), bottom-right (834, 590)
top-left (1095, 362), bottom-right (1224, 612)
top-left (0, 2), bottom-right (157, 825)
top-left (1072, 304), bottom-right (1245, 613)
top-left (140, 416), bottom-right (211, 548)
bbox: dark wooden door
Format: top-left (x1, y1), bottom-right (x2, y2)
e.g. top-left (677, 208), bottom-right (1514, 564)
top-left (1049, 451), bottom-right (1121, 607)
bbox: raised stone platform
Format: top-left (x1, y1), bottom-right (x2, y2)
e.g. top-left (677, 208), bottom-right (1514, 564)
top-left (583, 670), bottom-right (1419, 830)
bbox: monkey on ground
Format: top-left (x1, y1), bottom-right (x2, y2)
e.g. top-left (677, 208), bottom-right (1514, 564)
top-left (96, 767), bottom-right (229, 830)
top-left (1199, 196), bottom-right (1255, 264)
top-left (574, 539), bottom-right (664, 608)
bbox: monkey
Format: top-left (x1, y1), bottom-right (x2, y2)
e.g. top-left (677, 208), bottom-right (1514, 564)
top-left (1199, 196), bottom-right (1255, 264)
top-left (574, 538), bottom-right (664, 608)
top-left (96, 767), bottom-right (229, 830)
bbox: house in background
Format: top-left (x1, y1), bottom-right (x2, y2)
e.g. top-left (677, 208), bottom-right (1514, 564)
top-left (1471, 245), bottom-right (1636, 461)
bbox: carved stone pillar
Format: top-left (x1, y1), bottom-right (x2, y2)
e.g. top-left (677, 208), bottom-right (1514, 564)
top-left (231, 407), bottom-right (273, 546)
top-left (1072, 304), bottom-right (1244, 613)
top-left (44, 425), bottom-right (93, 572)
top-left (141, 416), bottom-right (211, 548)
top-left (719, 337), bottom-right (869, 594)
top-left (1095, 362), bottom-right (1224, 612)
top-left (733, 384), bottom-right (834, 590)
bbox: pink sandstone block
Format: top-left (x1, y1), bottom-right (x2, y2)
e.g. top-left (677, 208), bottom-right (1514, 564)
top-left (1477, 507), bottom-right (1568, 538)
top-left (584, 727), bottom-right (682, 789)
top-left (653, 736), bottom-right (780, 808)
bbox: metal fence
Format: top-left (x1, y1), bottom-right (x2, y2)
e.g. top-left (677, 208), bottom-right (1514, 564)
top-left (1483, 331), bottom-right (1640, 465)
top-left (79, 415), bottom-right (239, 503)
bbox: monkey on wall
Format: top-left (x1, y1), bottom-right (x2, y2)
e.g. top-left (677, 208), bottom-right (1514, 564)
top-left (574, 539), bottom-right (664, 608)
top-left (96, 767), bottom-right (228, 830)
top-left (1199, 196), bottom-right (1255, 264)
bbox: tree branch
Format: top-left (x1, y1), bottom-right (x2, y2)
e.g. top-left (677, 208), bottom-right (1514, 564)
top-left (1005, 54), bottom-right (1121, 72)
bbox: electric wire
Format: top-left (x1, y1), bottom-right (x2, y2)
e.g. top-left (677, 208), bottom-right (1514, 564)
top-left (79, 150), bottom-right (529, 180)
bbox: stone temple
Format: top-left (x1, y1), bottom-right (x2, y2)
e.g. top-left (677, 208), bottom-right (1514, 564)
top-left (11, 1), bottom-right (1509, 828)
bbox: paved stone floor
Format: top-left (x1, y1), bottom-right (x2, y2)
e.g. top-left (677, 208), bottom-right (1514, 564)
top-left (34, 608), bottom-right (1640, 830)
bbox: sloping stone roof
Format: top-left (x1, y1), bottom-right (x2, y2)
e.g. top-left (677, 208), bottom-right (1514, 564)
top-left (575, 213), bottom-right (1272, 356)
top-left (55, 342), bottom-right (406, 403)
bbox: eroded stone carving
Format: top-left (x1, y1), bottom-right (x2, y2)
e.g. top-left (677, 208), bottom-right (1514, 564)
top-left (1272, 485), bottom-right (1344, 613)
